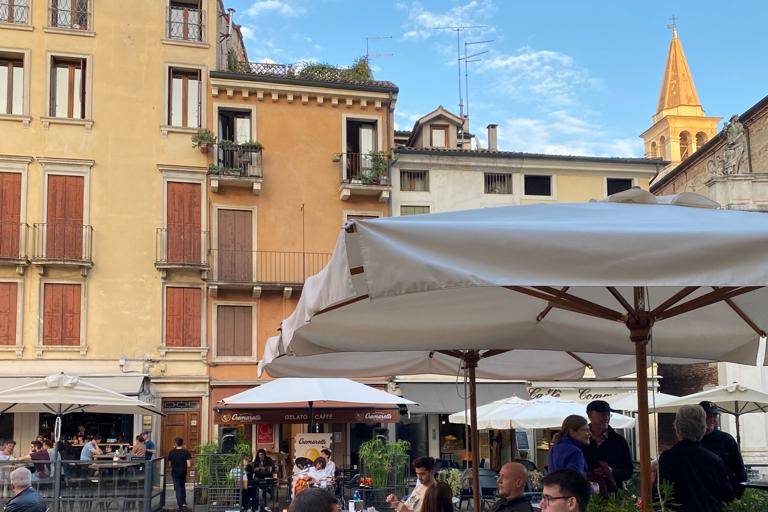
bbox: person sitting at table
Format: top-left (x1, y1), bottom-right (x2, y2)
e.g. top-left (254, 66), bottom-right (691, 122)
top-left (230, 455), bottom-right (251, 508)
top-left (4, 467), bottom-right (47, 512)
top-left (320, 449), bottom-right (336, 481)
top-left (16, 441), bottom-right (51, 481)
top-left (251, 449), bottom-right (276, 511)
top-left (421, 482), bottom-right (454, 512)
top-left (80, 435), bottom-right (102, 475)
top-left (308, 457), bottom-right (330, 489)
top-left (43, 439), bottom-right (55, 461)
top-left (386, 456), bottom-right (437, 512)
top-left (130, 435), bottom-right (147, 459)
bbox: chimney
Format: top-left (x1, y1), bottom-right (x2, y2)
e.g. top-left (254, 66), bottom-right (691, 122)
top-left (487, 124), bottom-right (498, 151)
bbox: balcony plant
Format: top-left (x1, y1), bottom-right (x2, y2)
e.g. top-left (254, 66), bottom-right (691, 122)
top-left (192, 129), bottom-right (216, 154)
top-left (240, 140), bottom-right (263, 152)
top-left (361, 150), bottom-right (389, 185)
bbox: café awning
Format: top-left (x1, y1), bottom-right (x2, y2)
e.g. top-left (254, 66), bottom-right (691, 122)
top-left (399, 382), bottom-right (528, 414)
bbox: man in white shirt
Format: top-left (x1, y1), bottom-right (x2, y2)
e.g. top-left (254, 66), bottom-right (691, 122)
top-left (386, 457), bottom-right (436, 512)
top-left (0, 440), bottom-right (16, 461)
top-left (321, 449), bottom-right (336, 480)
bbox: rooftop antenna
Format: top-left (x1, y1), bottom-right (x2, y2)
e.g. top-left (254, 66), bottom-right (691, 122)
top-left (666, 15), bottom-right (678, 37)
top-left (430, 25), bottom-right (488, 144)
top-left (365, 35), bottom-right (394, 63)
top-left (460, 39), bottom-right (493, 148)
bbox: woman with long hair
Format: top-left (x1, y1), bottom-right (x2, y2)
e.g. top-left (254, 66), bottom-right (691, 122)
top-left (421, 482), bottom-right (454, 512)
top-left (548, 415), bottom-right (590, 476)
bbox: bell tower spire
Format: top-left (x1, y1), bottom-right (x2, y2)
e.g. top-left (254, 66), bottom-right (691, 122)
top-left (641, 19), bottom-right (720, 183)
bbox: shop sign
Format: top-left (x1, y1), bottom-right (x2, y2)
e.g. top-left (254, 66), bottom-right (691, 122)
top-left (215, 408), bottom-right (399, 425)
top-left (294, 433), bottom-right (332, 461)
top-left (527, 387), bottom-right (620, 402)
top-left (257, 424), bottom-right (274, 445)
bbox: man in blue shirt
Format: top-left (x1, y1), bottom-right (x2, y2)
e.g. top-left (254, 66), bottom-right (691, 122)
top-left (143, 431), bottom-right (156, 460)
top-left (80, 436), bottom-right (102, 461)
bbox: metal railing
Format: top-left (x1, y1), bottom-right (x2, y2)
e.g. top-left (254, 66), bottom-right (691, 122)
top-left (484, 173), bottom-right (513, 194)
top-left (156, 228), bottom-right (209, 267)
top-left (227, 61), bottom-right (396, 88)
top-left (167, 5), bottom-right (204, 42)
top-left (0, 0), bottom-right (29, 24)
top-left (31, 223), bottom-right (92, 264)
top-left (210, 249), bottom-right (331, 285)
top-left (0, 458), bottom-right (165, 512)
top-left (209, 142), bottom-right (263, 178)
top-left (400, 170), bottom-right (429, 192)
top-left (193, 454), bottom-right (243, 511)
top-left (0, 222), bottom-right (28, 261)
top-left (48, 0), bottom-right (91, 31)
top-left (340, 152), bottom-right (390, 186)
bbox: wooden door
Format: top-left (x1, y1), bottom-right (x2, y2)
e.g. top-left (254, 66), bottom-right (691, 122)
top-left (0, 173), bottom-right (21, 259)
top-left (0, 282), bottom-right (17, 346)
top-left (161, 398), bottom-right (201, 475)
top-left (46, 175), bottom-right (84, 260)
top-left (217, 209), bottom-right (252, 282)
top-left (167, 182), bottom-right (201, 264)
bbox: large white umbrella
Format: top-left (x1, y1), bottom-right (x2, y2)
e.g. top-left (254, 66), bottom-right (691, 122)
top-left (606, 391), bottom-right (680, 412)
top-left (260, 190), bottom-right (768, 510)
top-left (0, 373), bottom-right (162, 448)
top-left (449, 395), bottom-right (636, 430)
top-left (650, 383), bottom-right (768, 445)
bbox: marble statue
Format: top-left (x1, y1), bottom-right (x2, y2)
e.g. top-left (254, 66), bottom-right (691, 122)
top-left (710, 115), bottom-right (747, 176)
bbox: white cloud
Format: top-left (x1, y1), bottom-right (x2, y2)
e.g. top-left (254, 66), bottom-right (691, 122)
top-left (476, 46), bottom-right (598, 107)
top-left (246, 0), bottom-right (306, 17)
top-left (394, 109), bottom-right (422, 131)
top-left (239, 26), bottom-right (256, 40)
top-left (401, 1), bottom-right (496, 41)
top-left (495, 113), bottom-right (643, 157)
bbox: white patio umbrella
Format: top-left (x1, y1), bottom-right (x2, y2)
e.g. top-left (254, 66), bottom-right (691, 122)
top-left (606, 391), bottom-right (680, 412)
top-left (0, 373), bottom-right (162, 456)
top-left (650, 383), bottom-right (768, 445)
top-left (218, 377), bottom-right (414, 429)
top-left (260, 190), bottom-right (768, 510)
top-left (449, 396), bottom-right (636, 430)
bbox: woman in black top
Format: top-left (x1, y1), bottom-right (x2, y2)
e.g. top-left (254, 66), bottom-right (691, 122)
top-left (251, 448), bottom-right (275, 511)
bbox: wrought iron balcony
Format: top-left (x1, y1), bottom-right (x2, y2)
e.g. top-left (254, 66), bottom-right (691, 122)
top-left (209, 249), bottom-right (331, 289)
top-left (0, 1), bottom-right (30, 25)
top-left (208, 142), bottom-right (263, 194)
top-left (155, 228), bottom-right (209, 271)
top-left (167, 5), bottom-right (204, 42)
top-left (31, 223), bottom-right (93, 272)
top-left (48, 1), bottom-right (91, 31)
top-left (0, 222), bottom-right (28, 265)
top-left (338, 152), bottom-right (391, 202)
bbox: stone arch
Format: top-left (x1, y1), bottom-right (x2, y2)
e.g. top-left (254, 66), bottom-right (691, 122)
top-left (650, 141), bottom-right (658, 158)
top-left (679, 131), bottom-right (691, 160)
top-left (696, 131), bottom-right (707, 148)
top-left (659, 136), bottom-right (666, 160)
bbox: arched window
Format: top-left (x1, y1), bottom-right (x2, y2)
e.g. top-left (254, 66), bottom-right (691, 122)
top-left (679, 131), bottom-right (691, 160)
top-left (659, 136), bottom-right (666, 160)
top-left (650, 141), bottom-right (658, 158)
top-left (696, 132), bottom-right (707, 149)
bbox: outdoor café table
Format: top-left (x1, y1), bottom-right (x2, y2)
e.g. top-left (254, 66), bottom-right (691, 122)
top-left (252, 477), bottom-right (278, 510)
top-left (89, 460), bottom-right (143, 510)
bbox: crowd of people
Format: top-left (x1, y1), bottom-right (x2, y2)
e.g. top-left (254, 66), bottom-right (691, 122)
top-left (547, 399), bottom-right (746, 511)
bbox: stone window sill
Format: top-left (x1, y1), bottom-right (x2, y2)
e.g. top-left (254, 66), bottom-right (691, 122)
top-left (159, 346), bottom-right (208, 358)
top-left (0, 345), bottom-right (24, 358)
top-left (41, 117), bottom-right (94, 130)
top-left (161, 38), bottom-right (210, 49)
top-left (0, 114), bottom-right (32, 127)
top-left (36, 345), bottom-right (88, 357)
top-left (0, 23), bottom-right (33, 32)
top-left (43, 27), bottom-right (95, 37)
top-left (160, 125), bottom-right (200, 136)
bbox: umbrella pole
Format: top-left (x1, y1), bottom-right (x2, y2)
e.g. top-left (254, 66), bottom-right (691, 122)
top-left (308, 400), bottom-right (314, 432)
top-left (465, 351), bottom-right (481, 512)
top-left (633, 335), bottom-right (652, 512)
top-left (735, 402), bottom-right (742, 447)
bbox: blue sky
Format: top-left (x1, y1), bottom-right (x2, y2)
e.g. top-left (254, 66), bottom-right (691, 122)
top-left (229, 0), bottom-right (768, 157)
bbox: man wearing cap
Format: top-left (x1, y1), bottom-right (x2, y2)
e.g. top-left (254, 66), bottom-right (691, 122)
top-left (581, 400), bottom-right (633, 495)
top-left (699, 401), bottom-right (746, 498)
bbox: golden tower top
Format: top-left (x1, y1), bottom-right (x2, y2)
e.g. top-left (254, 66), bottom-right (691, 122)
top-left (656, 19), bottom-right (701, 114)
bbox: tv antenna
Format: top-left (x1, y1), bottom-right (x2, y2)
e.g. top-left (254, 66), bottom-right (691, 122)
top-left (365, 35), bottom-right (394, 63)
top-left (460, 39), bottom-right (493, 145)
top-left (431, 25), bottom-right (488, 142)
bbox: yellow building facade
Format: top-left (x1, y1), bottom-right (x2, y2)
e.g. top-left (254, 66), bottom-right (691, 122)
top-left (0, 0), bottom-right (244, 457)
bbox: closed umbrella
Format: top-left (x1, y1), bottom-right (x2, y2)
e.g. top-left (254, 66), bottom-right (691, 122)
top-left (261, 190), bottom-right (768, 510)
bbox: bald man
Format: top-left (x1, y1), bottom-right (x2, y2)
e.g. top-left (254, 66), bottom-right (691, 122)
top-left (489, 462), bottom-right (533, 512)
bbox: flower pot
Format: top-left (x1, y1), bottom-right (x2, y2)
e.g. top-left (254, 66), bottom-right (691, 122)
top-left (200, 144), bottom-right (210, 154)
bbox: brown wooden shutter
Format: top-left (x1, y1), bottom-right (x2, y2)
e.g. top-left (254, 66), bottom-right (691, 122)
top-left (216, 305), bottom-right (252, 357)
top-left (0, 282), bottom-right (17, 346)
top-left (167, 182), bottom-right (201, 264)
top-left (46, 175), bottom-right (84, 260)
top-left (217, 209), bottom-right (252, 282)
top-left (166, 287), bottom-right (201, 348)
top-left (43, 283), bottom-right (80, 346)
top-left (0, 172), bottom-right (21, 259)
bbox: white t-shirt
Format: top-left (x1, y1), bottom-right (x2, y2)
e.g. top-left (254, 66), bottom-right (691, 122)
top-left (0, 453), bottom-right (14, 461)
top-left (324, 460), bottom-right (336, 479)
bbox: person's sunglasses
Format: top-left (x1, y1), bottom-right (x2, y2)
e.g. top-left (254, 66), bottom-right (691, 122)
top-left (541, 495), bottom-right (573, 506)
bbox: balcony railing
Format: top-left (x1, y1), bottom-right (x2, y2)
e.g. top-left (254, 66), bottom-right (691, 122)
top-left (0, 0), bottom-right (30, 24)
top-left (211, 249), bottom-right (331, 286)
top-left (0, 222), bottom-right (28, 261)
top-left (156, 227), bottom-right (209, 268)
top-left (31, 223), bottom-right (92, 264)
top-left (339, 152), bottom-right (390, 186)
top-left (167, 5), bottom-right (204, 42)
top-left (48, 0), bottom-right (91, 31)
top-left (209, 142), bottom-right (263, 178)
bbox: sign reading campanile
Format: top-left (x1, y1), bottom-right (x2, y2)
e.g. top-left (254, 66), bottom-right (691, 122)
top-left (215, 408), bottom-right (400, 425)
top-left (294, 433), bottom-right (332, 461)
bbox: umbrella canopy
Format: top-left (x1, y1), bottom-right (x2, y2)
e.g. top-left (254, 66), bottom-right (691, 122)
top-left (449, 396), bottom-right (636, 430)
top-left (0, 373), bottom-right (162, 416)
top-left (259, 190), bottom-right (768, 510)
top-left (606, 391), bottom-right (680, 412)
top-left (650, 383), bottom-right (768, 415)
top-left (217, 378), bottom-right (414, 408)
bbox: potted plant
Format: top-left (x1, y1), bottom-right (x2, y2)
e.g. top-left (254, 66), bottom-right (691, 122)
top-left (240, 140), bottom-right (264, 152)
top-left (192, 129), bottom-right (216, 154)
top-left (332, 153), bottom-right (343, 163)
